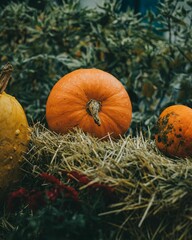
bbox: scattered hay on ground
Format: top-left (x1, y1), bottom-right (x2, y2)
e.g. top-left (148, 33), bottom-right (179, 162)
top-left (7, 123), bottom-right (192, 239)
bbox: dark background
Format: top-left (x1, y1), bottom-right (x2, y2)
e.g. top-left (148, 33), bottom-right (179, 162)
top-left (0, 0), bottom-right (159, 13)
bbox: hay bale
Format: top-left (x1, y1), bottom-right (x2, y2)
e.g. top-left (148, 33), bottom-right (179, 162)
top-left (9, 123), bottom-right (192, 239)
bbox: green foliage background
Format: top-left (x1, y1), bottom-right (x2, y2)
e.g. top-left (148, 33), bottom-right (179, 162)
top-left (0, 0), bottom-right (192, 135)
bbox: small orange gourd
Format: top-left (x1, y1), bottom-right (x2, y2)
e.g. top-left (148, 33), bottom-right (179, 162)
top-left (155, 105), bottom-right (192, 158)
top-left (0, 63), bottom-right (30, 193)
top-left (46, 68), bottom-right (132, 139)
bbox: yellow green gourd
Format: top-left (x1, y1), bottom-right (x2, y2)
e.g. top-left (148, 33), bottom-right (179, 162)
top-left (0, 63), bottom-right (30, 193)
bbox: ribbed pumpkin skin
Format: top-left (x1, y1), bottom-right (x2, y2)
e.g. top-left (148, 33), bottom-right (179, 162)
top-left (0, 92), bottom-right (30, 191)
top-left (46, 69), bottom-right (132, 139)
top-left (155, 105), bottom-right (192, 158)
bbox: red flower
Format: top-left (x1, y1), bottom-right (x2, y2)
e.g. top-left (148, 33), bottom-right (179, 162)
top-left (39, 172), bottom-right (80, 202)
top-left (46, 185), bottom-right (79, 203)
top-left (7, 187), bottom-right (28, 212)
top-left (28, 190), bottom-right (45, 211)
top-left (10, 187), bottom-right (27, 198)
top-left (46, 188), bottom-right (60, 202)
top-left (60, 185), bottom-right (79, 202)
top-left (40, 172), bottom-right (61, 186)
top-left (67, 171), bottom-right (90, 185)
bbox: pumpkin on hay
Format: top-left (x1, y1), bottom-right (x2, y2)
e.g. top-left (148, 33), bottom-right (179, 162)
top-left (46, 68), bottom-right (132, 139)
top-left (0, 63), bottom-right (30, 193)
top-left (155, 104), bottom-right (192, 158)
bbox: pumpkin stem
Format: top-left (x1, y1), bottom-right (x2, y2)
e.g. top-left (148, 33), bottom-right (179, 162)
top-left (86, 99), bottom-right (101, 126)
top-left (0, 62), bottom-right (13, 94)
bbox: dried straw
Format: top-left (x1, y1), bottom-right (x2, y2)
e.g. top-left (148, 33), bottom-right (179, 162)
top-left (16, 123), bottom-right (192, 239)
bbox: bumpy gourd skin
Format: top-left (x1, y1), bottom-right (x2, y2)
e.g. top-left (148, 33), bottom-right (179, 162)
top-left (0, 89), bottom-right (30, 192)
top-left (155, 105), bottom-right (192, 158)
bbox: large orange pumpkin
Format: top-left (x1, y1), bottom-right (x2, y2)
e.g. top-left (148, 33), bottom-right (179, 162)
top-left (155, 105), bottom-right (192, 158)
top-left (46, 68), bottom-right (132, 139)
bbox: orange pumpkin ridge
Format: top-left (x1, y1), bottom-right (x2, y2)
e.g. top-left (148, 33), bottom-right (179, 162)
top-left (46, 68), bottom-right (132, 139)
top-left (155, 105), bottom-right (192, 158)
